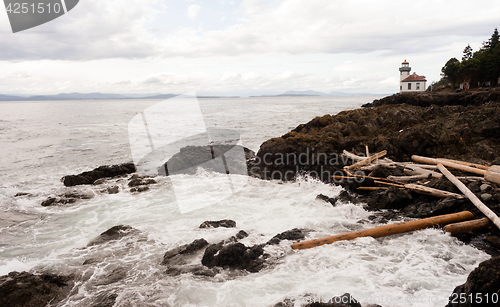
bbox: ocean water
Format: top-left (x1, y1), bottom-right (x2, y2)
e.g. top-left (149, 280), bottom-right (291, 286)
top-left (0, 96), bottom-right (490, 307)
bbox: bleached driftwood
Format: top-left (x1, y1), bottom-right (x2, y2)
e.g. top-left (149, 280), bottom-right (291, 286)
top-left (387, 174), bottom-right (431, 182)
top-left (413, 155), bottom-right (500, 185)
top-left (344, 150), bottom-right (387, 171)
top-left (374, 180), bottom-right (464, 199)
top-left (438, 164), bottom-right (500, 230)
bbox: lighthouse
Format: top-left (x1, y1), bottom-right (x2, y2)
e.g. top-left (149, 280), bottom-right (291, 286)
top-left (399, 60), bottom-right (427, 93)
top-left (399, 60), bottom-right (411, 82)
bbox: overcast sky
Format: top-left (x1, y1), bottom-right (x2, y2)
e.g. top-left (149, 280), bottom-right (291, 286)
top-left (0, 0), bottom-right (499, 96)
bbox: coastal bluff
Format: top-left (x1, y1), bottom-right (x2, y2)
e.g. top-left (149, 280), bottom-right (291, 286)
top-left (252, 89), bottom-right (500, 182)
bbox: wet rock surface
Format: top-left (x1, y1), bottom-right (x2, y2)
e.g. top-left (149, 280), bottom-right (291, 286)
top-left (266, 228), bottom-right (307, 245)
top-left (363, 89), bottom-right (500, 108)
top-left (41, 189), bottom-right (94, 206)
top-left (274, 293), bottom-right (362, 307)
top-left (0, 271), bottom-right (73, 307)
top-left (253, 101), bottom-right (500, 180)
top-left (199, 219), bottom-right (237, 228)
top-left (160, 145), bottom-right (256, 176)
top-left (62, 162), bottom-right (136, 186)
top-left (446, 256), bottom-right (500, 307)
top-left (87, 225), bottom-right (141, 246)
top-left (201, 242), bottom-right (266, 273)
top-left (161, 238), bottom-right (209, 265)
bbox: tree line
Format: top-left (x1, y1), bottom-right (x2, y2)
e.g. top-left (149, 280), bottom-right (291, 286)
top-left (439, 28), bottom-right (499, 90)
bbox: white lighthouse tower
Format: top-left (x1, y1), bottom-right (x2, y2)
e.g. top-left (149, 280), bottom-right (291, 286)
top-left (399, 60), bottom-right (411, 85)
top-left (399, 60), bottom-right (427, 93)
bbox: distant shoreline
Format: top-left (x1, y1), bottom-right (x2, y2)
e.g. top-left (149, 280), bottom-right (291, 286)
top-left (0, 91), bottom-right (386, 102)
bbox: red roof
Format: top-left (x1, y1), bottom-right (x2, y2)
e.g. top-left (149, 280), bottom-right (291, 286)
top-left (402, 60), bottom-right (409, 64)
top-left (402, 72), bottom-right (426, 82)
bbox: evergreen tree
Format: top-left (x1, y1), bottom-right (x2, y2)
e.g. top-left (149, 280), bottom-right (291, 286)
top-left (441, 28), bottom-right (500, 89)
top-left (462, 44), bottom-right (473, 61)
top-left (441, 58), bottom-right (460, 88)
top-left (489, 28), bottom-right (499, 49)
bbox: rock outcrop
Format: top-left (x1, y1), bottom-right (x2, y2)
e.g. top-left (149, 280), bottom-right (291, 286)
top-left (87, 225), bottom-right (140, 246)
top-left (252, 101), bottom-right (500, 181)
top-left (273, 293), bottom-right (362, 307)
top-left (362, 88), bottom-right (500, 108)
top-left (446, 256), bottom-right (500, 307)
top-left (0, 271), bottom-right (73, 307)
top-left (199, 219), bottom-right (237, 228)
top-left (62, 163), bottom-right (136, 186)
top-left (160, 145), bottom-right (255, 176)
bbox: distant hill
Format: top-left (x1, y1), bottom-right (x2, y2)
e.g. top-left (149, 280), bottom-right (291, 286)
top-left (279, 90), bottom-right (381, 97)
top-left (0, 90), bottom-right (381, 101)
top-left (0, 92), bottom-right (178, 101)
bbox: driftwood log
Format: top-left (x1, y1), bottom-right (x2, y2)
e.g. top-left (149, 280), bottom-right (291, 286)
top-left (437, 164), bottom-right (500, 230)
top-left (291, 211), bottom-right (474, 250)
top-left (374, 180), bottom-right (464, 199)
top-left (412, 155), bottom-right (500, 185)
top-left (444, 218), bottom-right (493, 235)
top-left (344, 150), bottom-right (387, 170)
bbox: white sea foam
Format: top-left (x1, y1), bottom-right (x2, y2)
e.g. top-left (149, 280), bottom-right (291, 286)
top-left (0, 96), bottom-right (490, 306)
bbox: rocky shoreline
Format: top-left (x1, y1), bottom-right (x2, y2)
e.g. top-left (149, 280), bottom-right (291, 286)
top-left (2, 90), bottom-right (500, 306)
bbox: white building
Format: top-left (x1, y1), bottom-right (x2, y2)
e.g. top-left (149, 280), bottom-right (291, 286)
top-left (399, 60), bottom-right (427, 93)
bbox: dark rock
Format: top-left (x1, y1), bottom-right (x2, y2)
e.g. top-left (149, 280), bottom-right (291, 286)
top-left (333, 190), bottom-right (363, 205)
top-left (446, 256), bottom-right (500, 307)
top-left (266, 228), bottom-right (306, 245)
top-left (274, 293), bottom-right (361, 307)
top-left (367, 187), bottom-right (413, 210)
top-left (315, 192), bottom-right (361, 206)
top-left (83, 257), bottom-right (101, 265)
top-left (235, 230), bottom-right (249, 240)
top-left (0, 271), bottom-right (73, 307)
top-left (160, 145), bottom-right (255, 176)
top-left (307, 293), bottom-right (361, 307)
top-left (467, 181), bottom-right (481, 193)
top-left (41, 190), bottom-right (94, 207)
top-left (484, 236), bottom-right (500, 250)
top-left (161, 238), bottom-right (209, 265)
top-left (91, 293), bottom-right (118, 307)
top-left (95, 267), bottom-right (127, 286)
top-left (495, 193), bottom-right (500, 203)
top-left (480, 183), bottom-right (493, 193)
top-left (62, 162), bottom-right (136, 186)
top-left (14, 192), bottom-right (30, 197)
top-left (481, 193), bottom-right (493, 202)
top-left (253, 101), bottom-right (500, 182)
top-left (165, 265), bottom-right (220, 277)
top-left (87, 225), bottom-right (140, 246)
top-left (41, 196), bottom-right (57, 207)
top-left (363, 89), bottom-right (500, 108)
top-left (367, 210), bottom-right (400, 223)
top-left (106, 185), bottom-right (119, 194)
top-left (316, 194), bottom-right (334, 204)
top-left (224, 230), bottom-right (250, 243)
top-left (130, 186), bottom-right (149, 193)
top-left (201, 242), bottom-right (265, 273)
top-left (127, 174), bottom-right (157, 187)
top-left (199, 219), bottom-right (236, 228)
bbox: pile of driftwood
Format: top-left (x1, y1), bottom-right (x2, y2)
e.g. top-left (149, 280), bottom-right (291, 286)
top-left (292, 148), bottom-right (500, 250)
